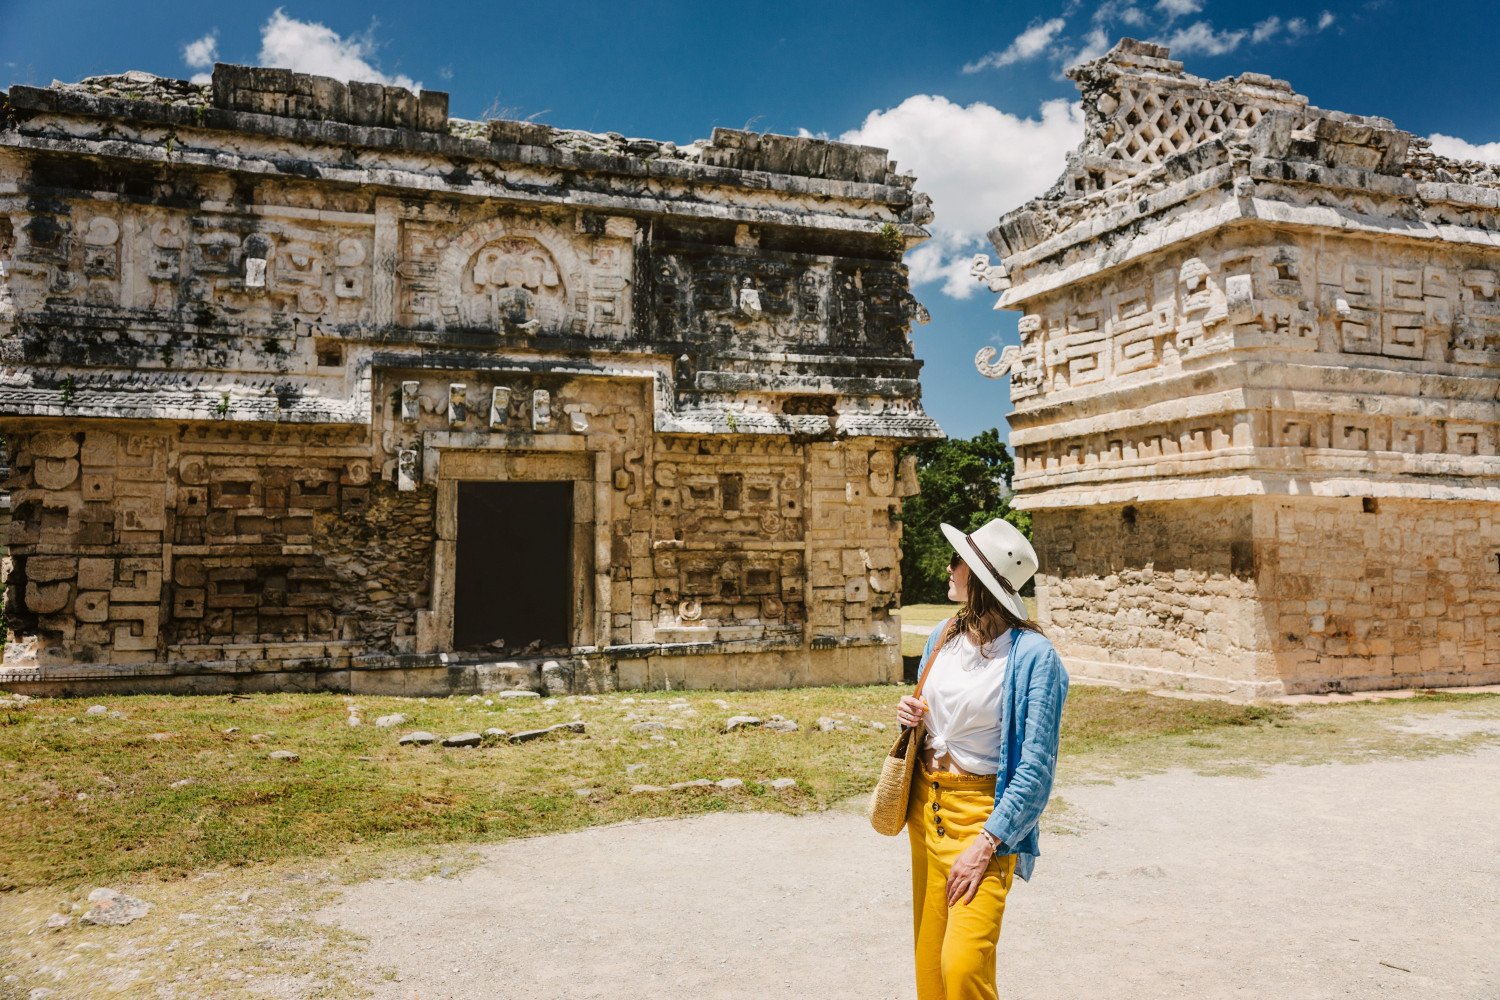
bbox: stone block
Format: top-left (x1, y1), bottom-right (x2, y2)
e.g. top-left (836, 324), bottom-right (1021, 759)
top-left (110, 559), bottom-right (162, 603)
top-left (75, 592), bottom-right (110, 623)
top-left (25, 580), bottom-right (71, 614)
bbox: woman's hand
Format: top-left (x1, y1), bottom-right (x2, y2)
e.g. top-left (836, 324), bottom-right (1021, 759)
top-left (946, 836), bottom-right (995, 907)
top-left (896, 695), bottom-right (927, 729)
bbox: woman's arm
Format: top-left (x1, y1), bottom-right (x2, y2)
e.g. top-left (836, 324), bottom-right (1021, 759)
top-left (981, 644), bottom-right (1069, 849)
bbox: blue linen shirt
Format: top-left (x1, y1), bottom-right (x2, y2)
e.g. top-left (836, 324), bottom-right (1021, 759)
top-left (918, 621), bottom-right (1069, 881)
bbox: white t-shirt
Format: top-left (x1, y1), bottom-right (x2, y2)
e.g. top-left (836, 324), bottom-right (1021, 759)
top-left (922, 629), bottom-right (1013, 775)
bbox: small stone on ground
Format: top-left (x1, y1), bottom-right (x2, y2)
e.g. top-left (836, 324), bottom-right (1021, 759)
top-left (508, 721), bottom-right (585, 744)
top-left (399, 731), bottom-right (437, 746)
top-left (80, 888), bottom-right (152, 927)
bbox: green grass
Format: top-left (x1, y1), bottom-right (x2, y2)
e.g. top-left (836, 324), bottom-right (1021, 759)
top-left (898, 602), bottom-right (955, 630)
top-left (0, 683), bottom-right (1291, 892)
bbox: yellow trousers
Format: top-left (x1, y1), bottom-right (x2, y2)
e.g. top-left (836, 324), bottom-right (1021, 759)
top-left (907, 764), bottom-right (1016, 1000)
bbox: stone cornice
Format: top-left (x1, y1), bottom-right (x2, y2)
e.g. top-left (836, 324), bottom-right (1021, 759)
top-left (3, 82), bottom-right (927, 234)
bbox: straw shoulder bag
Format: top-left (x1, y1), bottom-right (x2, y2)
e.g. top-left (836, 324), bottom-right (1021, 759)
top-left (868, 639), bottom-right (942, 836)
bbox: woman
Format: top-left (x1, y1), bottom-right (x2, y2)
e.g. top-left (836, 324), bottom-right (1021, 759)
top-left (896, 517), bottom-right (1068, 1000)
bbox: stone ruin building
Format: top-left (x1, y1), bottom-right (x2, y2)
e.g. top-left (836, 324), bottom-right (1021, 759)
top-left (0, 64), bottom-right (939, 695)
top-left (975, 40), bottom-right (1500, 698)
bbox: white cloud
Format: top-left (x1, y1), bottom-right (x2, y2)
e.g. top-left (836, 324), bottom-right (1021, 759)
top-left (1065, 26), bottom-right (1114, 68)
top-left (1426, 133), bottom-right (1500, 164)
top-left (1155, 0), bottom-right (1203, 21)
top-left (1285, 13), bottom-right (1335, 38)
top-left (183, 31), bottom-right (218, 69)
top-left (257, 9), bottom-right (420, 91)
top-left (964, 18), bottom-right (1069, 73)
top-left (841, 95), bottom-right (1084, 298)
top-left (903, 240), bottom-right (989, 298)
top-left (182, 30), bottom-right (218, 85)
top-left (1163, 20), bottom-right (1248, 56)
top-left (1251, 16), bottom-right (1281, 43)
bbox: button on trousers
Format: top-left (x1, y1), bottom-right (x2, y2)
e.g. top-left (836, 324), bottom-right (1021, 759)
top-left (907, 764), bottom-right (1015, 1000)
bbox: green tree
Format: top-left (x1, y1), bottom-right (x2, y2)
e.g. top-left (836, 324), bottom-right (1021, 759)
top-left (898, 429), bottom-right (1031, 604)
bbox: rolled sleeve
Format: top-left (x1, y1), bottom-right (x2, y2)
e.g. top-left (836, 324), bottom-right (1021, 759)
top-left (983, 647), bottom-right (1069, 848)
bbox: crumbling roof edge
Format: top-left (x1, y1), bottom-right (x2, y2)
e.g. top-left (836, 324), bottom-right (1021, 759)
top-left (5, 65), bottom-right (917, 197)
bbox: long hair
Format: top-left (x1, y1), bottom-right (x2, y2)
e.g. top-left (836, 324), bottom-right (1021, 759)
top-left (938, 564), bottom-right (1042, 651)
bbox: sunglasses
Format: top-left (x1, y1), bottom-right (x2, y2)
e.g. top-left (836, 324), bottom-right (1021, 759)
top-left (947, 554), bottom-right (962, 571)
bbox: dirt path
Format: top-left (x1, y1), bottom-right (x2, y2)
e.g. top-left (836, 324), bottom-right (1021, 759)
top-left (317, 740), bottom-right (1500, 999)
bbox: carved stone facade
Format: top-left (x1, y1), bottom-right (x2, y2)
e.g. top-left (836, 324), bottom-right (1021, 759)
top-left (976, 41), bottom-right (1500, 698)
top-left (0, 65), bottom-right (937, 695)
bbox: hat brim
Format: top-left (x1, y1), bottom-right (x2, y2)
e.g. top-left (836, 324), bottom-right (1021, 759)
top-left (940, 522), bottom-right (1030, 622)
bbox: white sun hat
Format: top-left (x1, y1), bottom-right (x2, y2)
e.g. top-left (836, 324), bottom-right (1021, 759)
top-left (940, 518), bottom-right (1038, 621)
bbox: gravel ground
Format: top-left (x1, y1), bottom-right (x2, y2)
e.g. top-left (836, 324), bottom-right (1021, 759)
top-left (317, 740), bottom-right (1500, 999)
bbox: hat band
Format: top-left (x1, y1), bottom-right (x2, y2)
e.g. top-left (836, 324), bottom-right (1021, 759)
top-left (964, 533), bottom-right (1016, 595)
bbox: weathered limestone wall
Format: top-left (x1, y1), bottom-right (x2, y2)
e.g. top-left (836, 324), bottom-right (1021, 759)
top-left (975, 40), bottom-right (1500, 697)
top-left (3, 422), bottom-right (433, 678)
top-left (1033, 501), bottom-right (1271, 697)
top-left (1257, 497), bottom-right (1500, 691)
top-left (0, 64), bottom-right (938, 695)
top-left (1036, 496), bottom-right (1500, 698)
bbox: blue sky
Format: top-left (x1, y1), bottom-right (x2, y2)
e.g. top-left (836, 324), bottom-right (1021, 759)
top-left (4, 0), bottom-right (1500, 441)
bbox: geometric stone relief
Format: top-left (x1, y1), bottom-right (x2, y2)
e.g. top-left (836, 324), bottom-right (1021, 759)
top-left (8, 205), bottom-right (378, 329)
top-left (1042, 308), bottom-right (1106, 390)
top-left (1454, 268), bottom-right (1500, 363)
top-left (653, 461), bottom-right (804, 542)
top-left (415, 215), bottom-right (631, 338)
top-left (1014, 414), bottom-right (1244, 477)
top-left (996, 251), bottom-right (1500, 408)
top-left (6, 420), bottom-right (433, 664)
top-left (1015, 409), bottom-right (1500, 477)
top-left (650, 243), bottom-right (918, 355)
top-left (1175, 256), bottom-right (1227, 353)
top-left (1110, 281), bottom-right (1175, 375)
top-left (460, 236), bottom-right (566, 332)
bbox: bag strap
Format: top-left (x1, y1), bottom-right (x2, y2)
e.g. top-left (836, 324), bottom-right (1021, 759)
top-left (910, 618), bottom-right (949, 702)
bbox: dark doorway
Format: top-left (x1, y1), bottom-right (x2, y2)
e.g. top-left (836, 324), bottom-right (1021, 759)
top-left (453, 481), bottom-right (573, 652)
